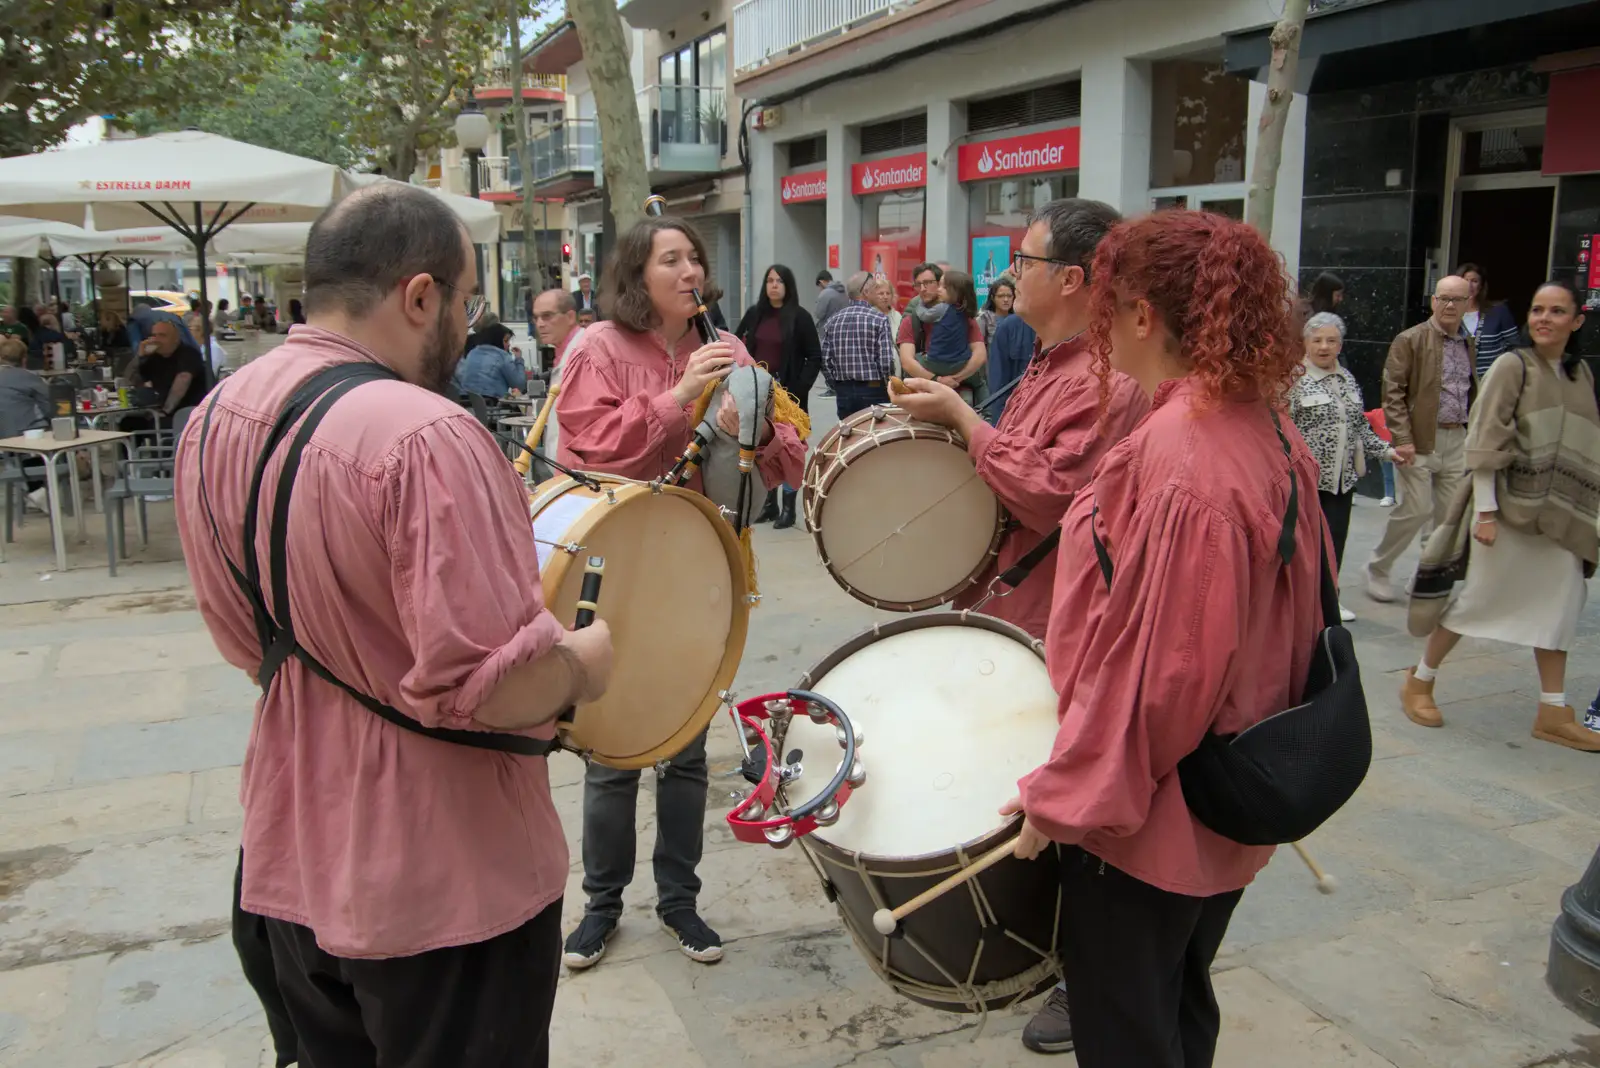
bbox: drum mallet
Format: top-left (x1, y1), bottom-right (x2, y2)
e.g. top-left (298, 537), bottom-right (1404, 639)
top-left (872, 839), bottom-right (1019, 935)
top-left (1291, 841), bottom-right (1338, 895)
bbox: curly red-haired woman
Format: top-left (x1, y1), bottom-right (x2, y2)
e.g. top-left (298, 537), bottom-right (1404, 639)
top-left (1000, 211), bottom-right (1328, 1067)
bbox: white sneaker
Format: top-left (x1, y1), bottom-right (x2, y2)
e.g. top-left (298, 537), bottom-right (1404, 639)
top-left (1339, 604), bottom-right (1356, 622)
top-left (26, 487), bottom-right (48, 512)
top-left (1379, 496), bottom-right (1396, 507)
top-left (1584, 709), bottom-right (1600, 733)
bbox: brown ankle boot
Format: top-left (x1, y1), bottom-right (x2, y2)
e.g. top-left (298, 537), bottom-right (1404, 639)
top-left (1400, 668), bottom-right (1443, 727)
top-left (1532, 704), bottom-right (1600, 753)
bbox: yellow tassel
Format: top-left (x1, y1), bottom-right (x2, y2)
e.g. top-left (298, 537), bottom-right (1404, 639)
top-left (739, 525), bottom-right (760, 604)
top-left (770, 382), bottom-right (811, 441)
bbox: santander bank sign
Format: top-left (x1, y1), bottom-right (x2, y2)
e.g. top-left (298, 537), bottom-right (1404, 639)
top-left (850, 152), bottom-right (927, 196)
top-left (781, 169), bottom-right (828, 204)
top-left (957, 126), bottom-right (1081, 183)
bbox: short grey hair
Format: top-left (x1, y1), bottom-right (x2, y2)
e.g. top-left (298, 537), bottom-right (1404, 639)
top-left (1026, 198), bottom-right (1122, 275)
top-left (537, 288), bottom-right (575, 314)
top-left (845, 270), bottom-right (871, 299)
top-left (1303, 311), bottom-right (1346, 340)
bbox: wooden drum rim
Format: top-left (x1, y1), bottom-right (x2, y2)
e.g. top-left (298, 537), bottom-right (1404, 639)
top-left (801, 406), bottom-right (1006, 613)
top-left (532, 474), bottom-right (750, 769)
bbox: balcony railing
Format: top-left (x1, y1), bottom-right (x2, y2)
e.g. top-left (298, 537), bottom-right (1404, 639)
top-left (484, 55), bottom-right (567, 95)
top-left (475, 156), bottom-right (519, 195)
top-left (732, 0), bottom-right (919, 75)
top-left (640, 84), bottom-right (726, 173)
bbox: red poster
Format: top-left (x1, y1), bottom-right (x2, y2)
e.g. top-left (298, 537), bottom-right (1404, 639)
top-left (861, 241), bottom-right (898, 283)
top-left (957, 126), bottom-right (1082, 183)
top-left (851, 152), bottom-right (927, 196)
top-left (781, 169), bottom-right (828, 204)
top-left (828, 244), bottom-right (840, 269)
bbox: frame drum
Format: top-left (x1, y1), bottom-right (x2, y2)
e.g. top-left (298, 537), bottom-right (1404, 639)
top-left (780, 613), bottom-right (1063, 1012)
top-left (531, 474), bottom-right (749, 769)
top-left (802, 406), bottom-right (1004, 613)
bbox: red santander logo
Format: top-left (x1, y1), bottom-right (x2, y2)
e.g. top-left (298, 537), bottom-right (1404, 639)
top-left (957, 127), bottom-right (1081, 183)
top-left (781, 169), bottom-right (828, 204)
top-left (850, 152), bottom-right (926, 196)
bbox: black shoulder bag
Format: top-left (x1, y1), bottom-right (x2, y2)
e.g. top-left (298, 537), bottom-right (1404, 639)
top-left (1090, 410), bottom-right (1372, 846)
top-left (195, 363), bottom-right (559, 757)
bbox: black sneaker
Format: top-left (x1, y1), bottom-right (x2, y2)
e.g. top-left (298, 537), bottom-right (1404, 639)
top-left (1021, 985), bottom-right (1074, 1053)
top-left (562, 914), bottom-right (617, 970)
top-left (660, 909), bottom-right (723, 963)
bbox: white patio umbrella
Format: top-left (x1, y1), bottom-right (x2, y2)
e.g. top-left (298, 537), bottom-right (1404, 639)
top-left (346, 174), bottom-right (504, 243)
top-left (0, 130), bottom-right (353, 338)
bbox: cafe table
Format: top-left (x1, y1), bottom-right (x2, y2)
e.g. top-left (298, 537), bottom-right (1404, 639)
top-left (0, 430), bottom-right (133, 571)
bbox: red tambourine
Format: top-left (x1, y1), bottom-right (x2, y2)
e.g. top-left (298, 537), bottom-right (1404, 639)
top-left (726, 689), bottom-right (865, 848)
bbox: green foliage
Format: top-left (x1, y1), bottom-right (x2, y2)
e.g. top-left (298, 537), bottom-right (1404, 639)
top-left (0, 0), bottom-right (294, 155)
top-left (121, 28), bottom-right (368, 169)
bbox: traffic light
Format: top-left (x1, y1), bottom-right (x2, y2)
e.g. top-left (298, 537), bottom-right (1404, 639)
top-left (562, 242), bottom-right (573, 263)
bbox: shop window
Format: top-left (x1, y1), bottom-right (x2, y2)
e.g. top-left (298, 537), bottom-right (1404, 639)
top-left (968, 175), bottom-right (1079, 300)
top-left (1149, 60), bottom-right (1247, 188)
top-left (862, 189), bottom-right (925, 304)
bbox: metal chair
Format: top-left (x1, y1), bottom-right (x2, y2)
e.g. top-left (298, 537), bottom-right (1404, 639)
top-left (103, 407), bottom-right (193, 576)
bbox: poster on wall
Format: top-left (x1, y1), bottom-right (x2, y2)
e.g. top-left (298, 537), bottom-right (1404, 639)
top-left (861, 241), bottom-right (898, 288)
top-left (971, 236), bottom-right (1011, 304)
top-left (1583, 235), bottom-right (1600, 311)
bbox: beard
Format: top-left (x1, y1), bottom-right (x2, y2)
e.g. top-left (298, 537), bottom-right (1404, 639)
top-left (419, 302), bottom-right (463, 396)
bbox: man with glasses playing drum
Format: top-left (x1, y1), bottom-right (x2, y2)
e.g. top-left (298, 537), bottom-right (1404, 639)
top-left (893, 198), bottom-right (1148, 1055)
top-left (556, 212), bottom-right (806, 970)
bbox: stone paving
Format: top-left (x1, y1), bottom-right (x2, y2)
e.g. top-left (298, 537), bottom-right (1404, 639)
top-left (2, 387), bottom-right (1600, 1066)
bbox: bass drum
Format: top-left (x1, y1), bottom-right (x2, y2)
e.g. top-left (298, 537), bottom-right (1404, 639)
top-left (780, 613), bottom-right (1063, 1012)
top-left (531, 474), bottom-right (749, 769)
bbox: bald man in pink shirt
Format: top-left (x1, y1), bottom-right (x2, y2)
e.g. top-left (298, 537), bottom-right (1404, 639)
top-left (175, 183), bottom-right (611, 1068)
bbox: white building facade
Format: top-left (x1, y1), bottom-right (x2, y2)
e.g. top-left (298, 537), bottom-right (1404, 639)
top-left (739, 0), bottom-right (1308, 305)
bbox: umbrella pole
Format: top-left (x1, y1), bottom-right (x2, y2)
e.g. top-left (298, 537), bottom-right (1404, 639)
top-left (193, 203), bottom-right (212, 349)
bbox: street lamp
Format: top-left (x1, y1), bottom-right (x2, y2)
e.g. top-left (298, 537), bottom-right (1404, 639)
top-left (455, 87), bottom-right (492, 198)
top-left (455, 87), bottom-right (492, 296)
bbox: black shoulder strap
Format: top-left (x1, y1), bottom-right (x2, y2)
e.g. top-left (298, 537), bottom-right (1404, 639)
top-left (1089, 408), bottom-right (1337, 630)
top-left (993, 528), bottom-right (1062, 591)
top-left (196, 363), bottom-right (557, 758)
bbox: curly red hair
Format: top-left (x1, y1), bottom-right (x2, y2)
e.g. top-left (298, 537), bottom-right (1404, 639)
top-left (1087, 210), bottom-right (1299, 410)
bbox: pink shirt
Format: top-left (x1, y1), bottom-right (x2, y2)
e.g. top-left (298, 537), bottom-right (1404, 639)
top-left (174, 327), bottom-right (569, 959)
top-left (952, 336), bottom-right (1149, 640)
top-left (1021, 377), bottom-right (1327, 896)
top-left (555, 321), bottom-right (806, 487)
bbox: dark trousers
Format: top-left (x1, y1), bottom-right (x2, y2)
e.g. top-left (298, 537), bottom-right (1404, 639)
top-left (1057, 847), bottom-right (1244, 1068)
top-left (233, 852), bottom-right (299, 1068)
top-left (1318, 489), bottom-right (1354, 572)
top-left (834, 381), bottom-right (890, 421)
top-left (581, 728), bottom-right (708, 920)
top-left (263, 900), bottom-right (562, 1068)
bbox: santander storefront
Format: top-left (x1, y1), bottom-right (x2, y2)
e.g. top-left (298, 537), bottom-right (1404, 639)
top-left (852, 151), bottom-right (927, 304)
top-left (958, 125), bottom-right (1081, 303)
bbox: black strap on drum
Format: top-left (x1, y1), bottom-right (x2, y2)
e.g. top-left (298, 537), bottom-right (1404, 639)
top-left (196, 363), bottom-right (557, 758)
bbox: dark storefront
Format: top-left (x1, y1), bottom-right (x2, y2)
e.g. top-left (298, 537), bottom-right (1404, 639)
top-left (1228, 0), bottom-right (1600, 409)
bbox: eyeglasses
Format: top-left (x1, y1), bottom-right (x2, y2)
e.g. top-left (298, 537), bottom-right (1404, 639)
top-left (434, 277), bottom-right (486, 327)
top-left (1012, 251), bottom-right (1080, 275)
top-left (1433, 295), bottom-right (1469, 306)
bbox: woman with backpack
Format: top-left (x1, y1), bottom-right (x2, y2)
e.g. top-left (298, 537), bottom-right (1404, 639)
top-left (1000, 211), bottom-right (1328, 1068)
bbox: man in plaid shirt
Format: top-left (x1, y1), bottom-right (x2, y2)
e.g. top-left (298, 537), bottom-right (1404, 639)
top-left (821, 271), bottom-right (896, 419)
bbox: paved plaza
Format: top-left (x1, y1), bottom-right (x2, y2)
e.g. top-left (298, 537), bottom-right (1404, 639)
top-left (1, 389), bottom-right (1599, 1067)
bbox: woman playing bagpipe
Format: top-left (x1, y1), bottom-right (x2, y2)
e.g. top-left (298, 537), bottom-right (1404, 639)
top-left (551, 203), bottom-right (807, 970)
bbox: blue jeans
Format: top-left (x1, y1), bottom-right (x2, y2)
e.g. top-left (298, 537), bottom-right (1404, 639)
top-left (834, 381), bottom-right (890, 421)
top-left (1381, 460), bottom-right (1396, 499)
top-left (580, 729), bottom-right (709, 920)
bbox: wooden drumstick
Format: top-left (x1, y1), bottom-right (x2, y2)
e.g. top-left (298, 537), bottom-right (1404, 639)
top-left (888, 376), bottom-right (909, 396)
top-left (1291, 841), bottom-right (1337, 895)
top-left (872, 838), bottom-right (1018, 935)
top-left (515, 382), bottom-right (562, 477)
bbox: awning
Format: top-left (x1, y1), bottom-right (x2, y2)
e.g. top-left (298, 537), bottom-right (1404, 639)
top-left (1224, 0), bottom-right (1596, 75)
top-left (525, 21), bottom-right (582, 77)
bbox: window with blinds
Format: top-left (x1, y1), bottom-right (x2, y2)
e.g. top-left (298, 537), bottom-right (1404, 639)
top-left (788, 135), bottom-right (827, 168)
top-left (967, 81), bottom-right (1082, 133)
top-left (859, 114), bottom-right (928, 155)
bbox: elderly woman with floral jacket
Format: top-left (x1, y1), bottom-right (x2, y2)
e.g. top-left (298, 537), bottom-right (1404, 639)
top-left (1288, 312), bottom-right (1401, 621)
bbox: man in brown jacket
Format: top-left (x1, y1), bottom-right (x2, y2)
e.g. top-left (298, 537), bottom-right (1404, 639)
top-left (1366, 275), bottom-right (1478, 601)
